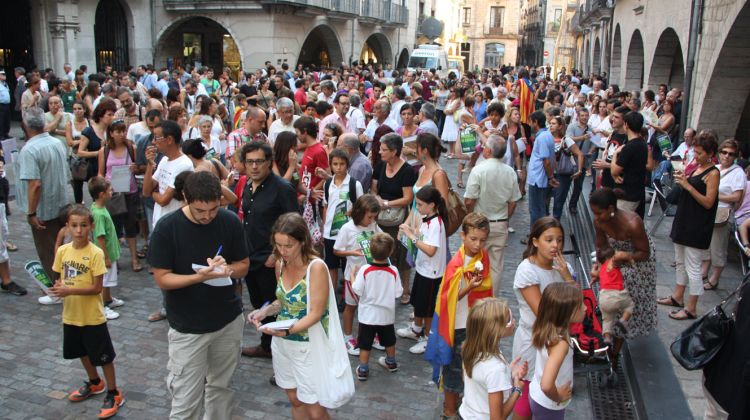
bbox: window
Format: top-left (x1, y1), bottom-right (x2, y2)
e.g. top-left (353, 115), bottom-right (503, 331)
top-left (484, 43), bottom-right (505, 68)
top-left (489, 6), bottom-right (504, 28)
top-left (463, 7), bottom-right (471, 25)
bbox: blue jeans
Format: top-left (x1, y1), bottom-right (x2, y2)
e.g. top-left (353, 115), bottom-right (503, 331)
top-left (528, 184), bottom-right (551, 226)
top-left (552, 174), bottom-right (573, 219)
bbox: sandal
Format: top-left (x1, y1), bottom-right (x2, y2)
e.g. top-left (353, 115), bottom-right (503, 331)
top-left (657, 296), bottom-right (684, 308)
top-left (148, 308), bottom-right (167, 322)
top-left (399, 294), bottom-right (410, 305)
top-left (669, 309), bottom-right (697, 320)
top-left (136, 245), bottom-right (148, 259)
top-left (5, 241), bottom-right (17, 252)
top-left (132, 261), bottom-right (144, 273)
top-left (456, 182), bottom-right (465, 189)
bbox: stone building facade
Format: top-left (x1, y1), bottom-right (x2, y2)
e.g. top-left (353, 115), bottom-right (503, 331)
top-left (574, 0), bottom-right (750, 140)
top-left (1, 0), bottom-right (418, 81)
top-left (460, 0), bottom-right (521, 69)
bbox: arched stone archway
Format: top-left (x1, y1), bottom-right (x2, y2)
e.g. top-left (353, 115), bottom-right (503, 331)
top-left (648, 28), bottom-right (684, 90)
top-left (396, 48), bottom-right (410, 70)
top-left (593, 38), bottom-right (601, 75)
top-left (154, 17), bottom-right (243, 79)
top-left (697, 2), bottom-right (750, 139)
top-left (298, 25), bottom-right (343, 68)
top-left (95, 0), bottom-right (129, 71)
top-left (625, 30), bottom-right (644, 90)
top-left (360, 33), bottom-right (393, 65)
top-left (610, 25), bottom-right (622, 86)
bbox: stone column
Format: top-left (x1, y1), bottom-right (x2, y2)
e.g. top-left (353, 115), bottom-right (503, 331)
top-left (49, 23), bottom-right (67, 75)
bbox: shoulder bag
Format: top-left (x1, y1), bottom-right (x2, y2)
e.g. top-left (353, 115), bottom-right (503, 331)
top-left (433, 169), bottom-right (467, 236)
top-left (305, 258), bottom-right (355, 408)
top-left (715, 165), bottom-right (743, 226)
top-left (103, 145), bottom-right (135, 217)
top-left (376, 163), bottom-right (407, 227)
top-left (670, 271), bottom-right (748, 370)
top-left (555, 137), bottom-right (576, 176)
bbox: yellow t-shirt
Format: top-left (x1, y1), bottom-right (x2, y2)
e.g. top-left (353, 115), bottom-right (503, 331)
top-left (52, 242), bottom-right (107, 326)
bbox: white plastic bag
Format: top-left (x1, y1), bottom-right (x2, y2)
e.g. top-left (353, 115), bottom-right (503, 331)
top-left (305, 258), bottom-right (355, 409)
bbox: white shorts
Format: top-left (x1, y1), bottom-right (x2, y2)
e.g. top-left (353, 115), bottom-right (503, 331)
top-left (103, 263), bottom-right (118, 288)
top-left (0, 205), bottom-right (8, 264)
top-left (344, 280), bottom-right (359, 306)
top-left (271, 337), bottom-right (319, 405)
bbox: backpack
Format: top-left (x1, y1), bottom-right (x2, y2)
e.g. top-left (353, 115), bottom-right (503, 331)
top-left (324, 177), bottom-right (359, 206)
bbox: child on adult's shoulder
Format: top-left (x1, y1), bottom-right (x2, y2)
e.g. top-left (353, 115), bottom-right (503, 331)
top-left (460, 298), bottom-right (527, 419)
top-left (396, 185), bottom-right (448, 355)
top-left (333, 194), bottom-right (382, 356)
top-left (349, 233), bottom-right (402, 381)
top-left (88, 176), bottom-right (123, 320)
top-left (591, 248), bottom-right (634, 344)
top-left (425, 212), bottom-right (493, 419)
top-left (529, 282), bottom-right (586, 419)
top-left (47, 204), bottom-right (124, 419)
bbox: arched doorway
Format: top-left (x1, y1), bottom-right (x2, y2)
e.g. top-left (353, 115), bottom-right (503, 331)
top-left (0, 0), bottom-right (33, 119)
top-left (298, 25), bottom-right (343, 68)
top-left (95, 0), bottom-right (129, 71)
top-left (484, 43), bottom-right (505, 68)
top-left (593, 38), bottom-right (601, 75)
top-left (610, 25), bottom-right (622, 86)
top-left (154, 17), bottom-right (242, 80)
top-left (360, 33), bottom-right (393, 66)
top-left (648, 28), bottom-right (684, 90)
top-left (697, 2), bottom-right (750, 140)
top-left (396, 48), bottom-right (410, 70)
top-left (625, 30), bottom-right (644, 90)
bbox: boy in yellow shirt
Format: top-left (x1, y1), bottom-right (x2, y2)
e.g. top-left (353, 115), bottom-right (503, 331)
top-left (48, 204), bottom-right (124, 419)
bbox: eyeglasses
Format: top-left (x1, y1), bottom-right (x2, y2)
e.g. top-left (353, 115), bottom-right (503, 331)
top-left (153, 135), bottom-right (165, 142)
top-left (112, 119), bottom-right (124, 125)
top-left (244, 159), bottom-right (268, 167)
top-left (720, 150), bottom-right (736, 157)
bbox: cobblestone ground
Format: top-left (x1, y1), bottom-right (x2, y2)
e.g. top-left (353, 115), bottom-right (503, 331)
top-left (6, 127), bottom-right (729, 418)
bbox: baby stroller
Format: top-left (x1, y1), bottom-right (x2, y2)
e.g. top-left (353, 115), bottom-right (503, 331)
top-left (563, 234), bottom-right (617, 387)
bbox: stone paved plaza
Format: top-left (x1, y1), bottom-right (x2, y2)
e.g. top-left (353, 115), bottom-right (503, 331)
top-left (0, 134), bottom-right (738, 419)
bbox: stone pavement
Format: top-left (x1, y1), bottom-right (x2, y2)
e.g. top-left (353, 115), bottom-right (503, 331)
top-left (0, 132), bottom-right (600, 419)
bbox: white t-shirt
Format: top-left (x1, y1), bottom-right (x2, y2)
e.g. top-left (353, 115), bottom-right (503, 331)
top-left (127, 122), bottom-right (150, 143)
top-left (512, 259), bottom-right (569, 379)
top-left (151, 154), bottom-right (194, 228)
top-left (415, 215), bottom-right (447, 278)
top-left (351, 263), bottom-right (403, 325)
top-left (323, 175), bottom-right (363, 239)
top-left (333, 220), bottom-right (382, 280)
top-left (389, 100), bottom-right (406, 126)
top-left (717, 164), bottom-right (746, 208)
top-left (346, 107), bottom-right (366, 134)
top-left (268, 115), bottom-right (300, 145)
top-left (363, 117), bottom-right (397, 141)
top-left (459, 356), bottom-right (513, 420)
top-left (530, 343), bottom-right (573, 410)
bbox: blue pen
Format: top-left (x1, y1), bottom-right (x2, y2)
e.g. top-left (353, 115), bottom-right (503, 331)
top-left (214, 245), bottom-right (223, 258)
top-left (253, 301), bottom-right (271, 322)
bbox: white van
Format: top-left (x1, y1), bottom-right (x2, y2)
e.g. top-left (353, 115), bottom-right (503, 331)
top-left (407, 44), bottom-right (450, 78)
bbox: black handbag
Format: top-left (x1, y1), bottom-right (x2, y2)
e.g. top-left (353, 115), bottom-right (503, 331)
top-left (669, 273), bottom-right (747, 370)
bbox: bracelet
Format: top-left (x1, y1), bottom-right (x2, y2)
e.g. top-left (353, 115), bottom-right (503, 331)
top-left (284, 329), bottom-right (291, 337)
top-left (511, 386), bottom-right (523, 396)
top-left (27, 212), bottom-right (36, 218)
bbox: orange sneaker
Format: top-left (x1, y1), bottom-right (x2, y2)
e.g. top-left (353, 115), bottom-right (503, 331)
top-left (68, 380), bottom-right (106, 402)
top-left (98, 389), bottom-right (124, 419)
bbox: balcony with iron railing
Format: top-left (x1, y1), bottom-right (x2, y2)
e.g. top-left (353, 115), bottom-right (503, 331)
top-left (578, 0), bottom-right (614, 27)
top-left (383, 3), bottom-right (409, 26)
top-left (163, 0), bottom-right (374, 18)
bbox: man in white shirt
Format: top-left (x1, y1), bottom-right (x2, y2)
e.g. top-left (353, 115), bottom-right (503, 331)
top-left (361, 99), bottom-right (397, 151)
top-left (318, 80), bottom-right (336, 104)
top-left (346, 94), bottom-right (366, 137)
top-left (463, 136), bottom-right (522, 293)
top-left (267, 97), bottom-right (299, 145)
top-left (388, 86), bottom-right (407, 127)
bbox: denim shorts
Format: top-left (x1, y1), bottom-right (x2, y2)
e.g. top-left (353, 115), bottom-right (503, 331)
top-left (441, 328), bottom-right (466, 393)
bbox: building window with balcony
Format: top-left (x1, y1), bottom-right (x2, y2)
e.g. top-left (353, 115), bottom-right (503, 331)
top-left (489, 6), bottom-right (504, 35)
top-left (463, 7), bottom-right (471, 26)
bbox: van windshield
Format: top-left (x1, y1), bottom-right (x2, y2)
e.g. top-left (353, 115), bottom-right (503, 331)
top-left (408, 56), bottom-right (438, 69)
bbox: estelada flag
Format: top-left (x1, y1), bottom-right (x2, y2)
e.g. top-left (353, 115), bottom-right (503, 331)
top-left (519, 77), bottom-right (534, 124)
top-left (423, 245), bottom-right (493, 385)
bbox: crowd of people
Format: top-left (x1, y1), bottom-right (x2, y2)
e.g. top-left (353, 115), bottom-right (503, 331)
top-left (2, 59), bottom-right (747, 419)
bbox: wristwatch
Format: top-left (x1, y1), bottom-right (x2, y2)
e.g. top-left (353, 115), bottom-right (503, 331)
top-left (384, 200), bottom-right (389, 208)
top-left (27, 212), bottom-right (36, 218)
top-left (511, 386), bottom-right (523, 397)
top-left (284, 329), bottom-right (291, 337)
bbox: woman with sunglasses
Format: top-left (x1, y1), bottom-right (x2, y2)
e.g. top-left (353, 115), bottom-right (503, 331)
top-left (702, 139), bottom-right (745, 291)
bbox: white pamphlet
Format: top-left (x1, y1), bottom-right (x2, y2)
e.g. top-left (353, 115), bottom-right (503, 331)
top-left (259, 319), bottom-right (298, 331)
top-left (110, 165), bottom-right (132, 193)
top-left (191, 263), bottom-right (233, 287)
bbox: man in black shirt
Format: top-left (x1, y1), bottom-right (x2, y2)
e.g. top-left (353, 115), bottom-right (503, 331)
top-left (593, 106), bottom-right (629, 189)
top-left (148, 171), bottom-right (249, 419)
top-left (612, 111), bottom-right (648, 218)
top-left (239, 141), bottom-right (299, 358)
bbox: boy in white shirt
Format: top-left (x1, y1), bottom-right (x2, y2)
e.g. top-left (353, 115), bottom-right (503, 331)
top-left (350, 233), bottom-right (402, 381)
